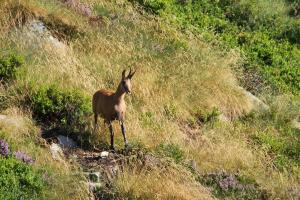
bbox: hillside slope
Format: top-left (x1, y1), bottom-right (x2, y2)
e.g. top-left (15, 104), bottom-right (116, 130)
top-left (0, 0), bottom-right (299, 199)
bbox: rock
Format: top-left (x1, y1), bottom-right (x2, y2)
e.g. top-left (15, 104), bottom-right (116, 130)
top-left (0, 115), bottom-right (7, 120)
top-left (100, 151), bottom-right (109, 158)
top-left (84, 172), bottom-right (101, 183)
top-left (89, 172), bottom-right (100, 183)
top-left (88, 182), bottom-right (102, 192)
top-left (57, 135), bottom-right (77, 148)
top-left (50, 143), bottom-right (64, 160)
top-left (23, 20), bottom-right (68, 52)
top-left (238, 86), bottom-right (269, 111)
top-left (30, 20), bottom-right (46, 35)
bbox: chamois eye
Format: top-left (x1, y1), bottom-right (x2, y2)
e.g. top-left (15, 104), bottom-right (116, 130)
top-left (122, 80), bottom-right (126, 85)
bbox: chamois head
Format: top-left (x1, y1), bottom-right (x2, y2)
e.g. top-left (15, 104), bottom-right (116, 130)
top-left (121, 68), bottom-right (136, 94)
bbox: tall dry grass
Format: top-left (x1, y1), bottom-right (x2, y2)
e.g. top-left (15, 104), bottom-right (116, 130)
top-left (114, 165), bottom-right (214, 200)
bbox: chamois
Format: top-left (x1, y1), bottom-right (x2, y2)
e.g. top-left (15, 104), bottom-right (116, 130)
top-left (92, 69), bottom-right (136, 151)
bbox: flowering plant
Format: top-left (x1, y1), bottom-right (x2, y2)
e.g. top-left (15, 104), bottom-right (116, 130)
top-left (0, 139), bottom-right (9, 157)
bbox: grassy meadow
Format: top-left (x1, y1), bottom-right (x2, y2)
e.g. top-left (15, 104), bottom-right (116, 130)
top-left (0, 0), bottom-right (299, 199)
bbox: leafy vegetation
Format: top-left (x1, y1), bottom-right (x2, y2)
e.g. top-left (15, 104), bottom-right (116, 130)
top-left (131, 0), bottom-right (300, 94)
top-left (0, 138), bottom-right (44, 200)
top-left (0, 54), bottom-right (23, 82)
top-left (27, 85), bottom-right (91, 129)
top-left (0, 157), bottom-right (44, 200)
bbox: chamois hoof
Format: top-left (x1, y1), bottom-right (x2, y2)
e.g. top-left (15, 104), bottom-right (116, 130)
top-left (110, 146), bottom-right (115, 153)
top-left (123, 144), bottom-right (129, 155)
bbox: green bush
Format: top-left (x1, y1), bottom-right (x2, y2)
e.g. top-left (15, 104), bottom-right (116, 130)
top-left (289, 1), bottom-right (300, 17)
top-left (0, 157), bottom-right (44, 200)
top-left (27, 85), bottom-right (91, 129)
top-left (155, 143), bottom-right (184, 163)
top-left (0, 54), bottom-right (23, 82)
top-left (219, 1), bottom-right (253, 28)
top-left (280, 20), bottom-right (300, 45)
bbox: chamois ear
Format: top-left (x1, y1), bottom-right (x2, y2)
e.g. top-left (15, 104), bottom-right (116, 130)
top-left (127, 68), bottom-right (136, 79)
top-left (122, 69), bottom-right (126, 79)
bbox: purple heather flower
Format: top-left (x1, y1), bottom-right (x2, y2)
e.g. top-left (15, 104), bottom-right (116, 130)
top-left (14, 151), bottom-right (34, 164)
top-left (204, 170), bottom-right (262, 195)
top-left (0, 139), bottom-right (9, 157)
top-left (218, 175), bottom-right (238, 191)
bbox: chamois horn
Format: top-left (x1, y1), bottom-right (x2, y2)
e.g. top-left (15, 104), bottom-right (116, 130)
top-left (127, 68), bottom-right (136, 79)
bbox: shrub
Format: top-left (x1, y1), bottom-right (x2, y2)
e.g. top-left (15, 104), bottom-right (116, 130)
top-left (0, 54), bottom-right (23, 82)
top-left (289, 1), bottom-right (300, 16)
top-left (27, 85), bottom-right (91, 130)
top-left (280, 20), bottom-right (300, 45)
top-left (220, 1), bottom-right (254, 28)
top-left (155, 143), bottom-right (184, 163)
top-left (0, 157), bottom-right (44, 200)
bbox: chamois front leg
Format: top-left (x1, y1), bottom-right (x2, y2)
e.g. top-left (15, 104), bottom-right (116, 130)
top-left (108, 121), bottom-right (115, 151)
top-left (120, 121), bottom-right (129, 150)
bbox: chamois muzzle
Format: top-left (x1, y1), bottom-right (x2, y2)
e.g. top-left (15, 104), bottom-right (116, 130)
top-left (126, 89), bottom-right (131, 94)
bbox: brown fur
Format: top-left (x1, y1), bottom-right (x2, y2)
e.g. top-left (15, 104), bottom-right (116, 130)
top-left (92, 87), bottom-right (126, 122)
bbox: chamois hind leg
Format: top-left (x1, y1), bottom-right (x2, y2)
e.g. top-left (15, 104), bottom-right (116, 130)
top-left (92, 113), bottom-right (101, 151)
top-left (93, 113), bottom-right (98, 133)
top-left (120, 121), bottom-right (129, 151)
top-left (108, 121), bottom-right (115, 151)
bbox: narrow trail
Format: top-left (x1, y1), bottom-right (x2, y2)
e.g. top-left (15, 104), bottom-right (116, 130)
top-left (44, 132), bottom-right (158, 200)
